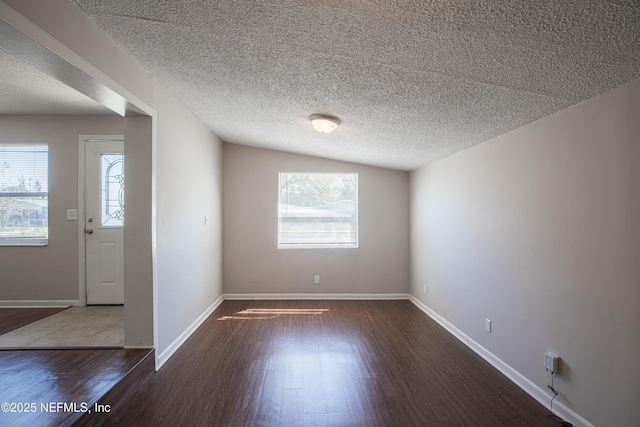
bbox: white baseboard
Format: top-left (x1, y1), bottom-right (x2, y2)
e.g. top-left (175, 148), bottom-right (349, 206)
top-left (223, 293), bottom-right (410, 300)
top-left (0, 300), bottom-right (80, 308)
top-left (155, 295), bottom-right (224, 371)
top-left (408, 295), bottom-right (593, 427)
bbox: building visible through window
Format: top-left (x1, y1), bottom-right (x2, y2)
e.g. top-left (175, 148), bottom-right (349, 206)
top-left (278, 173), bottom-right (358, 249)
top-left (0, 144), bottom-right (49, 245)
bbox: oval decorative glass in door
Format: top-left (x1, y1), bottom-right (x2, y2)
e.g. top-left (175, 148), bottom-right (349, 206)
top-left (100, 153), bottom-right (124, 227)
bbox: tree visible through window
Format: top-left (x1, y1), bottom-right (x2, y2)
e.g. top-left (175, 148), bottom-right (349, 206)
top-left (0, 144), bottom-right (48, 245)
top-left (278, 173), bottom-right (358, 248)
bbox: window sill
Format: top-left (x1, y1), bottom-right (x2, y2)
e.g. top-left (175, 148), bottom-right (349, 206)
top-left (278, 243), bottom-right (358, 249)
top-left (0, 239), bottom-right (48, 246)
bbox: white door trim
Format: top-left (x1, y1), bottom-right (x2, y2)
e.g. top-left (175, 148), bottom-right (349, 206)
top-left (78, 135), bottom-right (124, 306)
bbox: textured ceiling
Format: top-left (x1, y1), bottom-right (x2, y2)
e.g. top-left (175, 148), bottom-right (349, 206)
top-left (72, 0), bottom-right (640, 170)
top-left (0, 48), bottom-right (115, 115)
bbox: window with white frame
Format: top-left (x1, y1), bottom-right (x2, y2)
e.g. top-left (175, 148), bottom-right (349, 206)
top-left (0, 144), bottom-right (49, 245)
top-left (278, 173), bottom-right (358, 249)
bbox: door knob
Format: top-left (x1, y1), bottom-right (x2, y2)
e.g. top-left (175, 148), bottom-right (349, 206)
top-left (84, 229), bottom-right (94, 234)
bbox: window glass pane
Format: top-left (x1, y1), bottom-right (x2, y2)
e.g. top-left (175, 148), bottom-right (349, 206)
top-left (278, 173), bottom-right (358, 248)
top-left (0, 144), bottom-right (48, 243)
top-left (101, 153), bottom-right (124, 227)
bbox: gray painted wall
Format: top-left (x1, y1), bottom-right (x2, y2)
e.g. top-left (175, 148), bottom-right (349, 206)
top-left (123, 116), bottom-right (154, 347)
top-left (223, 144), bottom-right (410, 295)
top-left (410, 78), bottom-right (640, 426)
top-left (154, 84), bottom-right (223, 353)
top-left (0, 115), bottom-right (124, 301)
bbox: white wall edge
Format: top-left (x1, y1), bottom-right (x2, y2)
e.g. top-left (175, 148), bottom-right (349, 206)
top-left (155, 295), bottom-right (224, 371)
top-left (408, 295), bottom-right (594, 427)
top-left (150, 112), bottom-right (159, 386)
top-left (223, 293), bottom-right (410, 300)
top-left (0, 300), bottom-right (80, 308)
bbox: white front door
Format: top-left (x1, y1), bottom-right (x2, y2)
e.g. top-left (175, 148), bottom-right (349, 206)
top-left (85, 139), bottom-right (124, 304)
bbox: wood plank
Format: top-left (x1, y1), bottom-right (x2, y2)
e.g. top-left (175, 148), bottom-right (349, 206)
top-left (0, 348), bottom-right (149, 427)
top-left (68, 349), bottom-right (154, 427)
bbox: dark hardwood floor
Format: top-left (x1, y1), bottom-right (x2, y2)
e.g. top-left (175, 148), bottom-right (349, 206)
top-left (0, 348), bottom-right (151, 427)
top-left (0, 307), bottom-right (67, 335)
top-left (77, 300), bottom-right (559, 426)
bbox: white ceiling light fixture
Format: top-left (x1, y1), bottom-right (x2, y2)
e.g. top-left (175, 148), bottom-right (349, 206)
top-left (310, 114), bottom-right (341, 134)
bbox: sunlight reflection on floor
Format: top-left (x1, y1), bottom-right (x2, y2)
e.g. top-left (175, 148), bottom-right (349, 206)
top-left (217, 308), bottom-right (329, 321)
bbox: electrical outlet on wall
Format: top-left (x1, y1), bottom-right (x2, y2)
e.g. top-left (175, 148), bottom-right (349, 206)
top-left (544, 352), bottom-right (559, 374)
top-left (313, 275), bottom-right (320, 285)
top-left (423, 284), bottom-right (427, 293)
top-left (485, 319), bottom-right (492, 333)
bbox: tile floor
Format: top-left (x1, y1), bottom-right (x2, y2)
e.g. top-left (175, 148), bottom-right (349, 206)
top-left (0, 306), bottom-right (124, 348)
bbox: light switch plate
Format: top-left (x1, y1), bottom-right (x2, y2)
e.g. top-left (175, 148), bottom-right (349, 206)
top-left (67, 209), bottom-right (78, 221)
